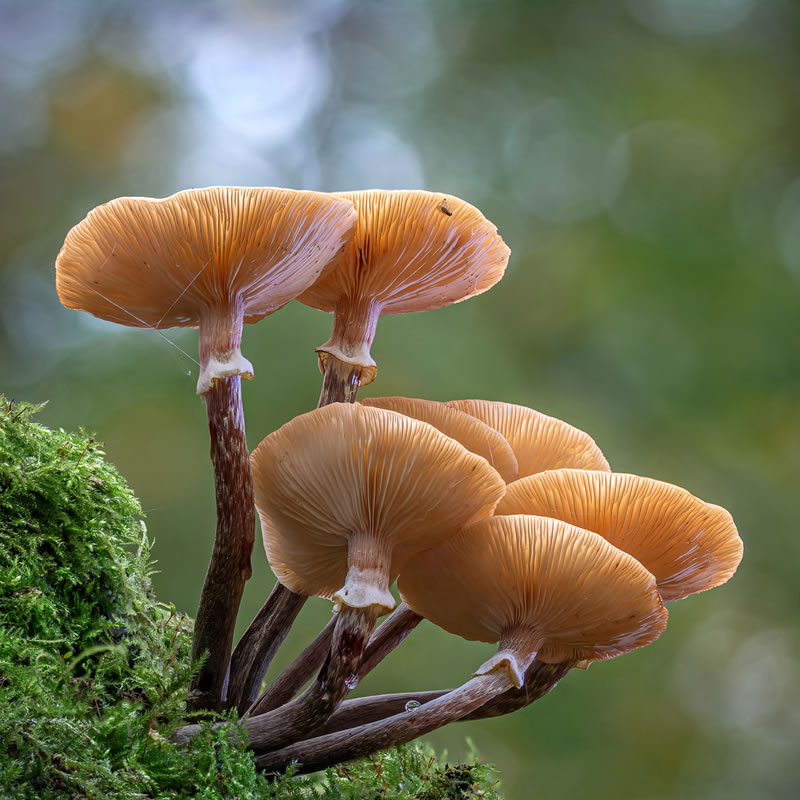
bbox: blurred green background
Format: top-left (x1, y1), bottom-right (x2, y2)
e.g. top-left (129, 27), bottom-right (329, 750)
top-left (1, 1), bottom-right (798, 797)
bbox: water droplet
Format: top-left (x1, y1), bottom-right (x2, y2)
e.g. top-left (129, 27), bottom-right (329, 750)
top-left (344, 674), bottom-right (359, 690)
top-left (405, 700), bottom-right (421, 712)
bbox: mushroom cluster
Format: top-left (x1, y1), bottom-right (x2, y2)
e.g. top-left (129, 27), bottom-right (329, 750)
top-left (55, 186), bottom-right (742, 775)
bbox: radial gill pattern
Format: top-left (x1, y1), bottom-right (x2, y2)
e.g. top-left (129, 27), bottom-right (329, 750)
top-left (56, 186), bottom-right (357, 328)
top-left (250, 403), bottom-right (505, 604)
top-left (496, 469), bottom-right (743, 602)
top-left (361, 396), bottom-right (518, 483)
top-left (447, 399), bottom-right (610, 478)
top-left (399, 514), bottom-right (667, 666)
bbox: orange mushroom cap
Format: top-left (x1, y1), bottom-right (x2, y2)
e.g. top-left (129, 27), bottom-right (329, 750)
top-left (298, 190), bottom-right (510, 384)
top-left (361, 396), bottom-right (518, 483)
top-left (495, 470), bottom-right (742, 602)
top-left (447, 400), bottom-right (610, 478)
top-left (56, 186), bottom-right (356, 393)
top-left (251, 403), bottom-right (506, 614)
top-left (399, 514), bottom-right (667, 686)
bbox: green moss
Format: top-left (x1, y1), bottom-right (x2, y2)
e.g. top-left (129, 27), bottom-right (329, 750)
top-left (0, 398), bottom-right (504, 799)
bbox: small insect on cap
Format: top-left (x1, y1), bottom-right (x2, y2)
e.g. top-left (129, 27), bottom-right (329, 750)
top-left (496, 470), bottom-right (743, 602)
top-left (399, 514), bottom-right (668, 687)
top-left (298, 190), bottom-right (510, 385)
top-left (250, 402), bottom-right (506, 615)
top-left (447, 400), bottom-right (610, 478)
top-left (55, 187), bottom-right (357, 393)
top-left (361, 397), bottom-right (519, 483)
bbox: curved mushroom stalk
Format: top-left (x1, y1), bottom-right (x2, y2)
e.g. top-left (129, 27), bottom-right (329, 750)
top-left (247, 616), bottom-right (337, 716)
top-left (302, 658), bottom-right (573, 739)
top-left (224, 581), bottom-right (307, 712)
top-left (253, 672), bottom-right (513, 774)
top-left (357, 603), bottom-right (423, 681)
top-left (232, 605), bottom-right (381, 752)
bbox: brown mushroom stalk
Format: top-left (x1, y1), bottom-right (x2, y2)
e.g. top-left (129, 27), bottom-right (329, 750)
top-left (232, 605), bottom-right (381, 752)
top-left (307, 658), bottom-right (572, 738)
top-left (318, 356), bottom-right (366, 405)
top-left (357, 602), bottom-right (422, 681)
top-left (247, 615), bottom-right (337, 716)
top-left (189, 375), bottom-right (254, 710)
top-left (253, 672), bottom-right (513, 774)
top-left (474, 628), bottom-right (545, 688)
top-left (224, 581), bottom-right (307, 712)
top-left (196, 301), bottom-right (252, 395)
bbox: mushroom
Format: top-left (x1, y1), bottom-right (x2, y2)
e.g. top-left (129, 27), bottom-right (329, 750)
top-left (361, 396), bottom-right (518, 483)
top-left (447, 399), bottom-right (610, 478)
top-left (495, 469), bottom-right (743, 602)
top-left (253, 514), bottom-right (666, 773)
top-left (360, 397), bottom-right (610, 681)
top-left (55, 186), bottom-right (357, 710)
top-left (240, 402), bottom-right (506, 750)
top-left (298, 190), bottom-right (510, 404)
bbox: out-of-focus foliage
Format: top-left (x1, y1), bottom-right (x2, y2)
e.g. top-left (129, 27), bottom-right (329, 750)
top-left (1, 1), bottom-right (798, 798)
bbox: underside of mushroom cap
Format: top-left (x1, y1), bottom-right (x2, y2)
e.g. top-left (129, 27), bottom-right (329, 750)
top-left (56, 187), bottom-right (357, 330)
top-left (399, 514), bottom-right (667, 673)
top-left (298, 190), bottom-right (510, 382)
top-left (250, 403), bottom-right (506, 612)
top-left (447, 399), bottom-right (610, 478)
top-left (496, 469), bottom-right (743, 602)
top-left (361, 397), bottom-right (519, 483)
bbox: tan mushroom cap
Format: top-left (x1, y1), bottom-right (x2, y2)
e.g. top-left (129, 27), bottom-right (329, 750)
top-left (399, 515), bottom-right (667, 686)
top-left (251, 402), bottom-right (506, 614)
top-left (496, 470), bottom-right (743, 602)
top-left (447, 400), bottom-right (610, 478)
top-left (298, 190), bottom-right (510, 384)
top-left (361, 397), bottom-right (518, 483)
top-left (56, 186), bottom-right (357, 392)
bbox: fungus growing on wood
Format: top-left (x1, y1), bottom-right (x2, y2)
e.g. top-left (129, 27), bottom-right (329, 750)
top-left (496, 469), bottom-right (743, 602)
top-left (55, 186), bottom-right (357, 711)
top-left (447, 399), bottom-right (610, 478)
top-left (298, 190), bottom-right (510, 403)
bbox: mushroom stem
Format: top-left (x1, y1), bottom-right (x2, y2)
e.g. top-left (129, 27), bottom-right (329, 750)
top-left (309, 690), bottom-right (448, 736)
top-left (239, 605), bottom-right (380, 752)
top-left (247, 615), bottom-right (337, 716)
top-left (306, 659), bottom-right (573, 738)
top-left (317, 355), bottom-right (366, 405)
top-left (196, 301), bottom-right (254, 395)
top-left (254, 671), bottom-right (512, 775)
top-left (189, 374), bottom-right (255, 711)
top-left (225, 582), bottom-right (307, 712)
top-left (225, 342), bottom-right (365, 712)
top-left (358, 603), bottom-right (422, 680)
